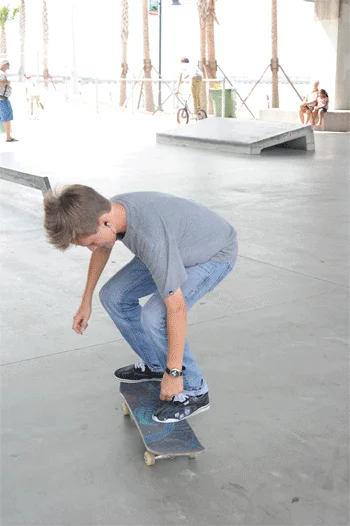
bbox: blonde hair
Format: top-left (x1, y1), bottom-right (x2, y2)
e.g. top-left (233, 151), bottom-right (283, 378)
top-left (44, 184), bottom-right (111, 250)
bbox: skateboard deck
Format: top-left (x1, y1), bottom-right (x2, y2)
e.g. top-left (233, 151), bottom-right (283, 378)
top-left (120, 381), bottom-right (205, 465)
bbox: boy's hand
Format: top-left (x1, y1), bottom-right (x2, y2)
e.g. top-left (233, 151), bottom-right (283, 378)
top-left (160, 374), bottom-right (183, 401)
top-left (72, 302), bottom-right (92, 335)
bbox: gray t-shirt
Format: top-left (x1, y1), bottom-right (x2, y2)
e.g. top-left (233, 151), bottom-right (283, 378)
top-left (111, 192), bottom-right (238, 300)
top-left (0, 71), bottom-right (12, 97)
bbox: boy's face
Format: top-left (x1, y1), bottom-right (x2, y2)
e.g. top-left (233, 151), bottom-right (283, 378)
top-left (75, 224), bottom-right (116, 251)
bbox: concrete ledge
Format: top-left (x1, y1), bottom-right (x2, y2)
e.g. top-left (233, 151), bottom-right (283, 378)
top-left (259, 109), bottom-right (350, 132)
top-left (157, 118), bottom-right (315, 155)
top-left (321, 111), bottom-right (350, 132)
top-left (0, 166), bottom-right (52, 196)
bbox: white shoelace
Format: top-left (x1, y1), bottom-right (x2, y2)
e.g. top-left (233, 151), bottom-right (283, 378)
top-left (173, 393), bottom-right (189, 403)
top-left (134, 360), bottom-right (146, 372)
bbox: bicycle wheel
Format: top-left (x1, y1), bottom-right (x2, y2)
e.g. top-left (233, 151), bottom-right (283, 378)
top-left (177, 107), bottom-right (189, 125)
top-left (197, 109), bottom-right (207, 120)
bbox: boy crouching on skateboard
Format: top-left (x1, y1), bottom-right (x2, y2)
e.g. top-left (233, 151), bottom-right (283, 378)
top-left (44, 186), bottom-right (238, 423)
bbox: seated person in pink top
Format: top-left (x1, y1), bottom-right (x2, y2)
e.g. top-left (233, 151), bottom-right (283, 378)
top-left (312, 89), bottom-right (329, 127)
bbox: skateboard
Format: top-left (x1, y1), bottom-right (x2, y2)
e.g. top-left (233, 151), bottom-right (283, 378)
top-left (120, 381), bottom-right (205, 466)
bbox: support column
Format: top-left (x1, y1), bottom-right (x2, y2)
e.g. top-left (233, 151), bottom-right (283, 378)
top-left (271, 0), bottom-right (279, 108)
top-left (335, 0), bottom-right (349, 109)
top-left (313, 0), bottom-right (349, 110)
top-left (312, 0), bottom-right (339, 106)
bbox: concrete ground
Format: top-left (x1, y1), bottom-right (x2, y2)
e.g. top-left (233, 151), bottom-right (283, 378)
top-left (0, 107), bottom-right (349, 526)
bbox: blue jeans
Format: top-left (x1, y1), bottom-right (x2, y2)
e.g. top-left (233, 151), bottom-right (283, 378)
top-left (99, 257), bottom-right (236, 396)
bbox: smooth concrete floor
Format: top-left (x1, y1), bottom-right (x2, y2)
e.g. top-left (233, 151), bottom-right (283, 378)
top-left (0, 113), bottom-right (349, 525)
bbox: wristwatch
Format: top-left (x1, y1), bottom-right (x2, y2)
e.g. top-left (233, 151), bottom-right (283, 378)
top-left (166, 367), bottom-right (183, 378)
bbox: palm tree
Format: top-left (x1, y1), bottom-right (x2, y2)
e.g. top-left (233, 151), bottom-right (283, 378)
top-left (205, 0), bottom-right (217, 81)
top-left (0, 5), bottom-right (19, 56)
top-left (205, 0), bottom-right (218, 114)
top-left (42, 0), bottom-right (49, 87)
top-left (18, 0), bottom-right (26, 80)
top-left (271, 0), bottom-right (279, 107)
top-left (142, 0), bottom-right (154, 112)
top-left (120, 0), bottom-right (128, 107)
top-left (197, 0), bottom-right (208, 111)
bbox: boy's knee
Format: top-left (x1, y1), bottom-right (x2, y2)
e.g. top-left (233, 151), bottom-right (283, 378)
top-left (99, 282), bottom-right (110, 308)
top-left (99, 280), bottom-right (121, 310)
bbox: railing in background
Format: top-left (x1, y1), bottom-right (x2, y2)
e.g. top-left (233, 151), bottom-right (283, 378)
top-left (8, 73), bottom-right (310, 118)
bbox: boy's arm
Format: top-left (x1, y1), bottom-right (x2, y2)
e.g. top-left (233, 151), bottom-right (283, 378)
top-left (72, 247), bottom-right (111, 334)
top-left (82, 246), bottom-right (111, 303)
top-left (160, 289), bottom-right (187, 400)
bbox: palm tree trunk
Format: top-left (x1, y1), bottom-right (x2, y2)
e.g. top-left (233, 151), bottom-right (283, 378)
top-left (1, 26), bottom-right (6, 55)
top-left (19, 0), bottom-right (26, 80)
top-left (271, 0), bottom-right (279, 107)
top-left (206, 0), bottom-right (217, 114)
top-left (142, 0), bottom-right (154, 112)
top-left (42, 0), bottom-right (49, 87)
top-left (197, 0), bottom-right (208, 112)
top-left (120, 0), bottom-right (128, 107)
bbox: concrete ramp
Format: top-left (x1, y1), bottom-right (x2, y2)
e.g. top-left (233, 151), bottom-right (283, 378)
top-left (156, 118), bottom-right (315, 155)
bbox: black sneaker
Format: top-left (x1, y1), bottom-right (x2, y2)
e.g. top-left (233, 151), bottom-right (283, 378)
top-left (114, 361), bottom-right (163, 383)
top-left (152, 392), bottom-right (210, 423)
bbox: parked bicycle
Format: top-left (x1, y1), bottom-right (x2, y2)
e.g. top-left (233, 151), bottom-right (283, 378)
top-left (176, 94), bottom-right (207, 125)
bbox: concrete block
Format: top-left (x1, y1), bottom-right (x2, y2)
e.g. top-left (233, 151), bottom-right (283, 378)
top-left (321, 110), bottom-right (350, 132)
top-left (259, 109), bottom-right (350, 132)
top-left (157, 118), bottom-right (315, 155)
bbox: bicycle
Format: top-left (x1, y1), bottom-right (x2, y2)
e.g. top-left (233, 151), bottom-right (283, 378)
top-left (176, 94), bottom-right (207, 125)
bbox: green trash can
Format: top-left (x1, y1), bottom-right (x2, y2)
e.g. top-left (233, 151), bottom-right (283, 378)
top-left (209, 88), bottom-right (237, 118)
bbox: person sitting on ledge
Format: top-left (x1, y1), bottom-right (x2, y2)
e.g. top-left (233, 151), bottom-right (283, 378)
top-left (299, 80), bottom-right (319, 125)
top-left (312, 89), bottom-right (329, 127)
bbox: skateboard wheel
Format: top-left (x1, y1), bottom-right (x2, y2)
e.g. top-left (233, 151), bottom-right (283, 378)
top-left (188, 454), bottom-right (197, 459)
top-left (122, 402), bottom-right (130, 416)
top-left (144, 451), bottom-right (156, 466)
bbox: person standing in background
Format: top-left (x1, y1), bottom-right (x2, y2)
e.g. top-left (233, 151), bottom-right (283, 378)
top-left (25, 75), bottom-right (44, 119)
top-left (177, 58), bottom-right (203, 116)
top-left (0, 59), bottom-right (18, 142)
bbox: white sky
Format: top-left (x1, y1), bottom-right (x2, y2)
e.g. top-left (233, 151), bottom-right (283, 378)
top-left (4, 0), bottom-right (315, 79)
